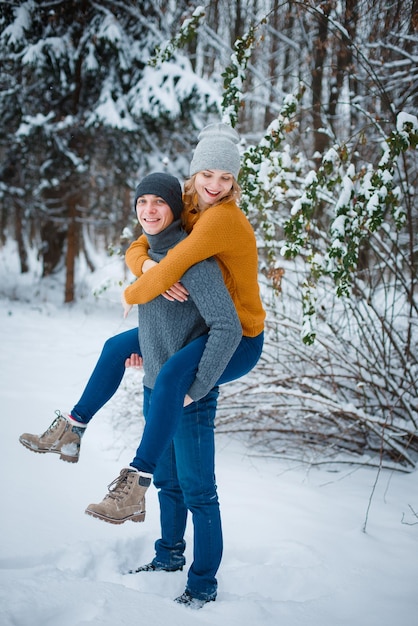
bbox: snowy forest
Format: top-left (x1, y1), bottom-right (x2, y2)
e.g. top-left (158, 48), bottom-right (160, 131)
top-left (0, 0), bottom-right (417, 471)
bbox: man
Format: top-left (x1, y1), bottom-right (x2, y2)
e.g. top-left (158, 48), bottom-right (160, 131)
top-left (87, 172), bottom-right (241, 607)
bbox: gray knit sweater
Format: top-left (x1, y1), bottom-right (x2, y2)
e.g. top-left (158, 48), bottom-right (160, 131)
top-left (137, 219), bottom-right (242, 401)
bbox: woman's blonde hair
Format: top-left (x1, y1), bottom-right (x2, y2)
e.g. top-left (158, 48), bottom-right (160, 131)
top-left (183, 174), bottom-right (241, 216)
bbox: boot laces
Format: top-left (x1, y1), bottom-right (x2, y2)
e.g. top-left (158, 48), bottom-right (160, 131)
top-left (107, 468), bottom-right (135, 501)
top-left (43, 411), bottom-right (66, 436)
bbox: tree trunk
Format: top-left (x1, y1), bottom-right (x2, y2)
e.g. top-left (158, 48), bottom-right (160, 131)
top-left (0, 203), bottom-right (6, 247)
top-left (328, 0), bottom-right (358, 135)
top-left (411, 0), bottom-right (418, 31)
top-left (64, 197), bottom-right (79, 303)
top-left (311, 2), bottom-right (332, 159)
top-left (281, 1), bottom-right (296, 97)
top-left (14, 201), bottom-right (29, 274)
top-left (205, 0), bottom-right (219, 76)
top-left (41, 220), bottom-right (66, 277)
top-left (263, 0), bottom-right (281, 128)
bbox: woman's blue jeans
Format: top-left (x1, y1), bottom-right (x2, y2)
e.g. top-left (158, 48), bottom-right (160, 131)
top-left (71, 328), bottom-right (141, 422)
top-left (145, 385), bottom-right (221, 601)
top-left (131, 330), bottom-right (264, 473)
top-left (71, 327), bottom-right (264, 474)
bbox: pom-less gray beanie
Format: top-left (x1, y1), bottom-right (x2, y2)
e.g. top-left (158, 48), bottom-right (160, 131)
top-left (134, 172), bottom-right (183, 220)
top-left (189, 123), bottom-right (241, 179)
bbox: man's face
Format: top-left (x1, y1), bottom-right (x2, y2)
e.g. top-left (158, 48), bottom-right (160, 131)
top-left (136, 195), bottom-right (174, 234)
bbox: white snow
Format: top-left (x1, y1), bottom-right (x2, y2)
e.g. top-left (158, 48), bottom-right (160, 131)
top-left (330, 214), bottom-right (347, 237)
top-left (128, 59), bottom-right (219, 121)
top-left (16, 112), bottom-right (54, 136)
top-left (98, 15), bottom-right (123, 45)
top-left (84, 42), bottom-right (99, 72)
top-left (335, 175), bottom-right (354, 211)
top-left (83, 73), bottom-right (138, 131)
top-left (0, 256), bottom-right (417, 625)
top-left (396, 111), bottom-right (418, 133)
top-left (0, 2), bottom-right (31, 46)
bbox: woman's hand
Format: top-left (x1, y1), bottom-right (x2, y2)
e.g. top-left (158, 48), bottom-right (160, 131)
top-left (121, 292), bottom-right (133, 318)
top-left (163, 281), bottom-right (189, 302)
top-left (142, 259), bottom-right (158, 272)
top-left (142, 259), bottom-right (189, 302)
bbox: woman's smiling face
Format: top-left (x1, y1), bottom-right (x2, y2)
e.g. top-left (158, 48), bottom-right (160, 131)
top-left (194, 170), bottom-right (234, 207)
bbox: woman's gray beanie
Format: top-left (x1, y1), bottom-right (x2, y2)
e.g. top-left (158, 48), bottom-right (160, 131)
top-left (189, 123), bottom-right (241, 179)
top-left (134, 172), bottom-right (183, 220)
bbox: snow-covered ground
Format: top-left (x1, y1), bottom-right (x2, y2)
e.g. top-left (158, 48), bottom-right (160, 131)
top-left (1, 258), bottom-right (417, 625)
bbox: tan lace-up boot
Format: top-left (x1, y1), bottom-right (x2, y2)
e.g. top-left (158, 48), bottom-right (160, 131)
top-left (19, 411), bottom-right (86, 463)
top-left (85, 468), bottom-right (151, 524)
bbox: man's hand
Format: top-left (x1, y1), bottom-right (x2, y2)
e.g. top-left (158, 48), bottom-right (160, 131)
top-left (183, 394), bottom-right (193, 407)
top-left (125, 353), bottom-right (143, 369)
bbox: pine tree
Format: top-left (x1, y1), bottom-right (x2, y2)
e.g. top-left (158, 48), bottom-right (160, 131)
top-left (0, 0), bottom-right (216, 300)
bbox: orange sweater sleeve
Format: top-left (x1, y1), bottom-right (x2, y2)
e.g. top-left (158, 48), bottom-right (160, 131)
top-left (125, 234), bottom-right (150, 277)
top-left (124, 203), bottom-right (236, 305)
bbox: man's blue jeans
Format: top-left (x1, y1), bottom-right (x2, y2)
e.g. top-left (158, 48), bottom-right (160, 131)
top-left (144, 385), bottom-right (221, 602)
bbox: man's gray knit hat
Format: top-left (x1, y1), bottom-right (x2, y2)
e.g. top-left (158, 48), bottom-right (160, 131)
top-left (189, 123), bottom-right (241, 179)
top-left (134, 172), bottom-right (183, 220)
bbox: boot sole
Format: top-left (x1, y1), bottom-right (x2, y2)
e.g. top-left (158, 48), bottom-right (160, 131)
top-left (127, 564), bottom-right (183, 574)
top-left (84, 508), bottom-right (146, 524)
top-left (19, 439), bottom-right (79, 463)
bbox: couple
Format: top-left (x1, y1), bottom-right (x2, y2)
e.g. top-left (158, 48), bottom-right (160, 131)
top-left (19, 123), bottom-right (266, 608)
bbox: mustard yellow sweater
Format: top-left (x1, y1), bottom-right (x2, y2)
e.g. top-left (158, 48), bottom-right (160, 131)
top-left (124, 200), bottom-right (265, 337)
